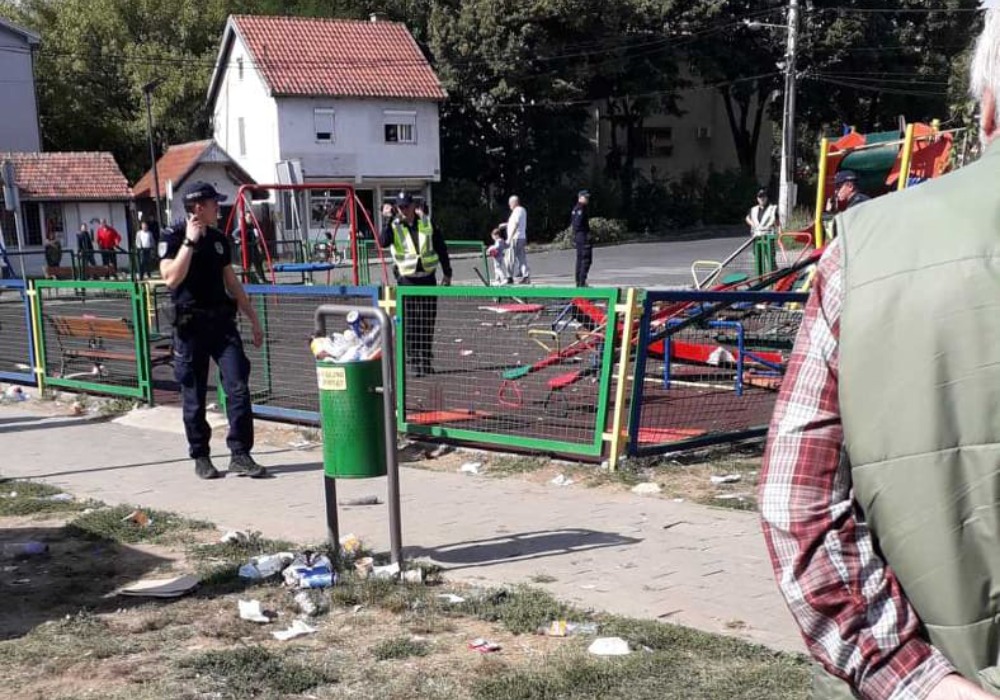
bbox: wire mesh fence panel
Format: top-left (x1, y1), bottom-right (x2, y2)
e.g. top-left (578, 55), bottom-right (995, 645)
top-left (628, 290), bottom-right (807, 455)
top-left (233, 285), bottom-right (380, 421)
top-left (33, 280), bottom-right (151, 400)
top-left (397, 286), bottom-right (619, 456)
top-left (0, 280), bottom-right (35, 384)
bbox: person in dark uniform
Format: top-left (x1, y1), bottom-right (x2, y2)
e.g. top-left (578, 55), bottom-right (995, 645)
top-left (571, 189), bottom-right (592, 287)
top-left (833, 170), bottom-right (871, 211)
top-left (159, 182), bottom-right (267, 480)
top-left (378, 191), bottom-right (452, 377)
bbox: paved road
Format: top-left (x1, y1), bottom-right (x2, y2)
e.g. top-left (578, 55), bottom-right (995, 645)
top-left (0, 403), bottom-right (802, 653)
top-left (520, 236), bottom-right (748, 289)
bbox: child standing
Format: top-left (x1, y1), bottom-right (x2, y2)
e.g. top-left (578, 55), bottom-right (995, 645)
top-left (487, 227), bottom-right (510, 285)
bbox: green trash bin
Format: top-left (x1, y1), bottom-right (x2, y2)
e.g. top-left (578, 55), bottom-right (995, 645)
top-left (317, 359), bottom-right (387, 479)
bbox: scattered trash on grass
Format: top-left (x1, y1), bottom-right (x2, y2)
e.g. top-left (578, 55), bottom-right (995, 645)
top-left (710, 474), bottom-right (742, 485)
top-left (372, 562), bottom-right (400, 581)
top-left (238, 599), bottom-right (272, 623)
top-left (283, 553), bottom-right (335, 589)
top-left (631, 482), bottom-right (662, 495)
top-left (339, 533), bottom-right (362, 556)
top-left (437, 593), bottom-right (466, 604)
top-left (537, 620), bottom-right (599, 637)
top-left (354, 557), bottom-right (374, 579)
top-left (238, 552), bottom-right (295, 580)
top-left (402, 568), bottom-right (423, 584)
top-left (272, 619), bottom-right (317, 641)
top-left (294, 590), bottom-right (330, 618)
top-left (121, 509), bottom-right (152, 528)
top-left (119, 574), bottom-right (199, 598)
top-left (469, 638), bottom-right (501, 653)
top-left (550, 474), bottom-right (574, 487)
top-left (220, 530), bottom-right (248, 544)
top-left (588, 637), bottom-right (631, 656)
top-left (459, 462), bottom-right (482, 475)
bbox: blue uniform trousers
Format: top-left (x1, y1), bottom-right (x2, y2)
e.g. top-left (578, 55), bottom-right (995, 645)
top-left (173, 313), bottom-right (253, 459)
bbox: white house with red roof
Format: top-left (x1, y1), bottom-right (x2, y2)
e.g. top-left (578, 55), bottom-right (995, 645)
top-left (0, 152), bottom-right (131, 276)
top-left (207, 14), bottom-right (446, 239)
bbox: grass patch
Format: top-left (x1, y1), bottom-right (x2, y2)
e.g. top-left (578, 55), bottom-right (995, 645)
top-left (0, 477), bottom-right (96, 517)
top-left (371, 636), bottom-right (431, 661)
top-left (187, 531), bottom-right (298, 565)
top-left (179, 645), bottom-right (337, 698)
top-left (458, 586), bottom-right (578, 634)
top-left (488, 455), bottom-right (549, 477)
top-left (67, 504), bottom-right (212, 545)
top-left (0, 613), bottom-right (140, 671)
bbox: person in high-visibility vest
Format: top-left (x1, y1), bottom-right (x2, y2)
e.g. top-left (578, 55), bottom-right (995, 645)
top-left (378, 191), bottom-right (452, 377)
top-left (745, 188), bottom-right (779, 277)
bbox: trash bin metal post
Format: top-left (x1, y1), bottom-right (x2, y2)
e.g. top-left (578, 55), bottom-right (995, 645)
top-left (314, 304), bottom-right (402, 567)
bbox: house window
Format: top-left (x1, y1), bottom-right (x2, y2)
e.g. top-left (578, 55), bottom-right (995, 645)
top-left (238, 117), bottom-right (246, 156)
top-left (314, 109), bottom-right (335, 143)
top-left (640, 127), bottom-right (674, 157)
top-left (22, 202), bottom-right (41, 246)
top-left (44, 204), bottom-right (64, 239)
top-left (384, 111), bottom-right (417, 144)
top-left (237, 57), bottom-right (244, 81)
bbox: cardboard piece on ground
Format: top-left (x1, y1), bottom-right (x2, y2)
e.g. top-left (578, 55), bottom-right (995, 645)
top-left (119, 574), bottom-right (200, 598)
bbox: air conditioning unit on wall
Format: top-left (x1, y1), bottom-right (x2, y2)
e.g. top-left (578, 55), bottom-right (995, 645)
top-left (696, 126), bottom-right (712, 140)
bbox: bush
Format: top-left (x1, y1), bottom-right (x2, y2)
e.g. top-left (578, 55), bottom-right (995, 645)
top-left (664, 170), bottom-right (705, 229)
top-left (552, 217), bottom-right (628, 249)
top-left (702, 169), bottom-right (761, 225)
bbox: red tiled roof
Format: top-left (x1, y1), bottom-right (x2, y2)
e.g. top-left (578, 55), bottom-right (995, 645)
top-left (133, 140), bottom-right (212, 199)
top-left (230, 15), bottom-right (446, 101)
top-left (1, 152), bottom-right (130, 201)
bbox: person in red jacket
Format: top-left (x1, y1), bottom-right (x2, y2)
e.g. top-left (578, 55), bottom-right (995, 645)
top-left (96, 218), bottom-right (121, 278)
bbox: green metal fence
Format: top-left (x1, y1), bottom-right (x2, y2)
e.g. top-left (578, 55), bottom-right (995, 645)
top-left (395, 285), bottom-right (619, 457)
top-left (32, 280), bottom-right (156, 401)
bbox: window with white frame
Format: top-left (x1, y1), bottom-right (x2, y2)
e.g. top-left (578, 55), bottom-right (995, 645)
top-left (384, 110), bottom-right (417, 144)
top-left (314, 108), bottom-right (336, 143)
top-left (238, 117), bottom-right (246, 156)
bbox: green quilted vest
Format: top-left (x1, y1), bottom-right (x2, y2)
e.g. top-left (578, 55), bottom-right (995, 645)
top-left (827, 141), bottom-right (1000, 697)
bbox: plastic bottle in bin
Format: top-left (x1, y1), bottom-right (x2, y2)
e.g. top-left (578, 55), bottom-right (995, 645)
top-left (310, 312), bottom-right (381, 364)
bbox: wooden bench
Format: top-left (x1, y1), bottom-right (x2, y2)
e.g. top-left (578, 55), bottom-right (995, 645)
top-left (47, 314), bottom-right (172, 377)
top-left (44, 265), bottom-right (75, 280)
top-left (77, 264), bottom-right (113, 280)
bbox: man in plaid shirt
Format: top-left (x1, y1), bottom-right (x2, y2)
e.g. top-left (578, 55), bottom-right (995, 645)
top-left (760, 13), bottom-right (1000, 700)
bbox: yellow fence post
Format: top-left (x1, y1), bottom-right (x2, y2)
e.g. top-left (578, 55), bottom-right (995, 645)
top-left (606, 287), bottom-right (639, 471)
top-left (25, 281), bottom-right (45, 395)
top-left (897, 123), bottom-right (916, 192)
top-left (814, 137), bottom-right (830, 249)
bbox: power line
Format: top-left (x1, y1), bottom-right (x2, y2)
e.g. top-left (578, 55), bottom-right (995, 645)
top-left (807, 75), bottom-right (949, 97)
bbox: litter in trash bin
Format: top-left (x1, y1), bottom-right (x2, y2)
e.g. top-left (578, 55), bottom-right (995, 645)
top-left (272, 619), bottom-right (317, 641)
top-left (340, 496), bottom-right (380, 506)
top-left (469, 638), bottom-right (501, 653)
top-left (710, 474), bottom-right (742, 485)
top-left (311, 315), bottom-right (383, 364)
top-left (121, 509), bottom-right (152, 528)
top-left (459, 462), bottom-right (482, 475)
top-left (588, 637), bottom-right (631, 656)
top-left (283, 553), bottom-right (335, 589)
top-left (238, 599), bottom-right (273, 623)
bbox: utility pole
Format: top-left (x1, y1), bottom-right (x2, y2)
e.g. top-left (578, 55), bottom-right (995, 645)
top-left (143, 78), bottom-right (165, 227)
top-left (778, 0), bottom-right (799, 226)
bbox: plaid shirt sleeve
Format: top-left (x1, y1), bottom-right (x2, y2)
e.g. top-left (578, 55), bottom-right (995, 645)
top-left (759, 239), bottom-right (955, 699)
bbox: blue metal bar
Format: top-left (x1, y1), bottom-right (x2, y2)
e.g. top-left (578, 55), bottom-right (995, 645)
top-left (626, 294), bottom-right (655, 457)
top-left (250, 404), bottom-right (320, 424)
top-left (243, 283), bottom-right (380, 304)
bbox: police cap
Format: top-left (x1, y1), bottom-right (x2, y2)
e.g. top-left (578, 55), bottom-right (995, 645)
top-left (182, 181), bottom-right (228, 203)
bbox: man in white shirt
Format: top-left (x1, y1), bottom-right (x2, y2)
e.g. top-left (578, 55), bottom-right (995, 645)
top-left (135, 219), bottom-right (155, 280)
top-left (745, 188), bottom-right (778, 277)
top-left (505, 195), bottom-right (530, 284)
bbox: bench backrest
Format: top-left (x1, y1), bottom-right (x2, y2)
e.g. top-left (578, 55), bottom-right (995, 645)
top-left (50, 315), bottom-right (133, 341)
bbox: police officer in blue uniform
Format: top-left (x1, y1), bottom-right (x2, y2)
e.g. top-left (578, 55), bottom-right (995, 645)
top-left (571, 189), bottom-right (592, 287)
top-left (159, 182), bottom-right (267, 480)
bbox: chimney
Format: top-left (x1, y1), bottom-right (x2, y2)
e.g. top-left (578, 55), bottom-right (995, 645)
top-left (370, 13), bottom-right (377, 22)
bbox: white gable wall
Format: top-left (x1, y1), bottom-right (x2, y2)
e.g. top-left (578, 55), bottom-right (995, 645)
top-left (0, 26), bottom-right (40, 152)
top-left (275, 98), bottom-right (441, 182)
top-left (211, 32), bottom-right (279, 187)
